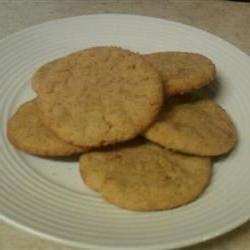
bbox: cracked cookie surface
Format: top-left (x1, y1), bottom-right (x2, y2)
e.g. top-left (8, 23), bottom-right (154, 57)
top-left (145, 52), bottom-right (216, 96)
top-left (144, 95), bottom-right (237, 156)
top-left (34, 47), bottom-right (163, 147)
top-left (7, 99), bottom-right (84, 156)
top-left (79, 140), bottom-right (212, 211)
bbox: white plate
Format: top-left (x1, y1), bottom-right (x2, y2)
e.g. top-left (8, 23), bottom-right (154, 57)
top-left (0, 14), bottom-right (250, 250)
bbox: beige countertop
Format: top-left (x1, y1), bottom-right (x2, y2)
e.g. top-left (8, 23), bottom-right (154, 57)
top-left (0, 0), bottom-right (249, 249)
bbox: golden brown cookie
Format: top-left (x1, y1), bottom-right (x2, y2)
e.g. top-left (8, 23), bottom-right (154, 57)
top-left (7, 99), bottom-right (84, 156)
top-left (32, 58), bottom-right (61, 93)
top-left (79, 140), bottom-right (212, 211)
top-left (144, 95), bottom-right (237, 156)
top-left (34, 47), bottom-right (163, 147)
top-left (145, 52), bottom-right (216, 96)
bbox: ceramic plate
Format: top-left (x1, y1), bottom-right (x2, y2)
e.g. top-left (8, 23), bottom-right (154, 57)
top-left (0, 14), bottom-right (250, 250)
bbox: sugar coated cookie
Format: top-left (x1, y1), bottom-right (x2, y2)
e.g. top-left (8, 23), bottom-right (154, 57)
top-left (79, 140), bottom-right (211, 211)
top-left (35, 47), bottom-right (163, 147)
top-left (7, 99), bottom-right (84, 156)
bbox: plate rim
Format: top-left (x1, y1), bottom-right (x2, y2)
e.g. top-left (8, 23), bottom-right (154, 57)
top-left (2, 211), bottom-right (250, 250)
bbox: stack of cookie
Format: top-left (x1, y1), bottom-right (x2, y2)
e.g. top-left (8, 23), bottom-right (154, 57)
top-left (7, 47), bottom-right (237, 211)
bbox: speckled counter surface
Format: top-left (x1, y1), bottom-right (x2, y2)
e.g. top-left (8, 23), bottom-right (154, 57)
top-left (0, 1), bottom-right (249, 249)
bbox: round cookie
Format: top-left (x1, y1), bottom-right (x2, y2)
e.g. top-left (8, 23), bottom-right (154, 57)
top-left (79, 140), bottom-right (212, 211)
top-left (144, 95), bottom-right (237, 156)
top-left (35, 47), bottom-right (163, 147)
top-left (7, 99), bottom-right (84, 156)
top-left (32, 58), bottom-right (61, 93)
top-left (145, 52), bottom-right (216, 96)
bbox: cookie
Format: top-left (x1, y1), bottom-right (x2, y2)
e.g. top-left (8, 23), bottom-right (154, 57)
top-left (34, 46), bottom-right (163, 147)
top-left (7, 99), bottom-right (84, 156)
top-left (32, 58), bottom-right (61, 93)
top-left (145, 52), bottom-right (216, 96)
top-left (144, 95), bottom-right (237, 156)
top-left (79, 140), bottom-right (212, 211)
